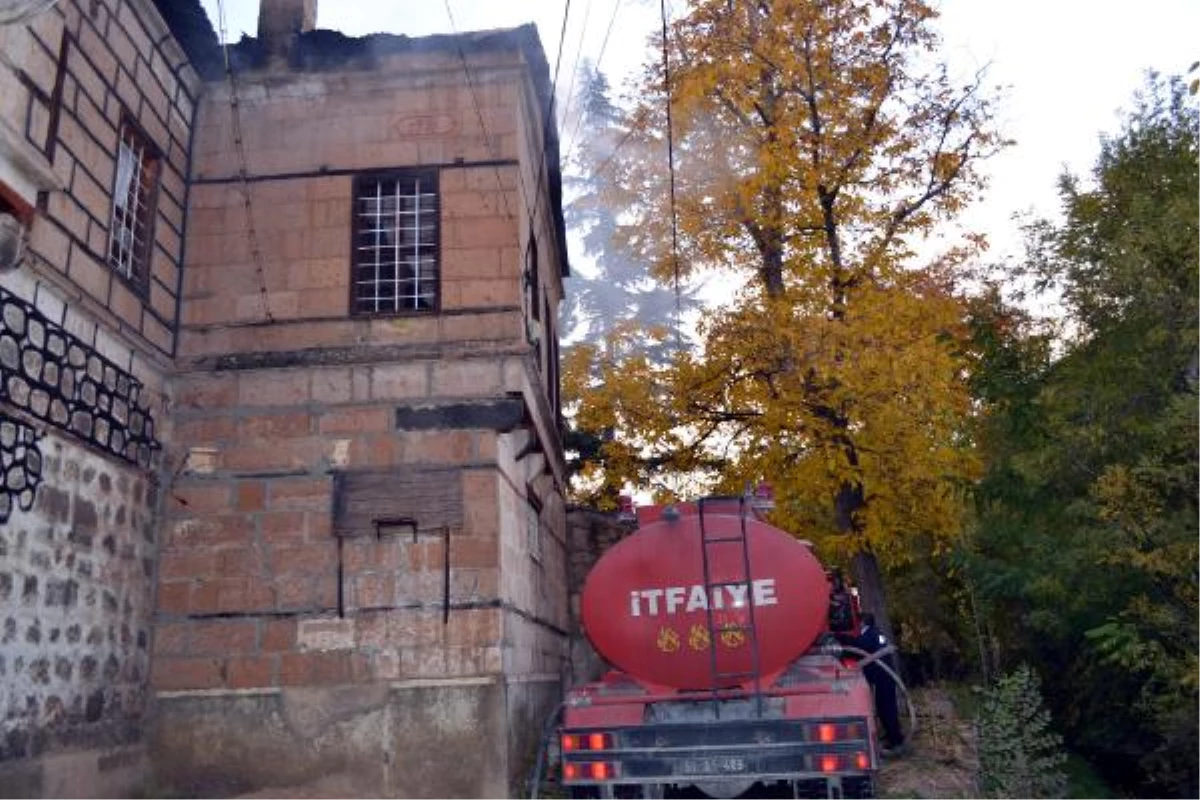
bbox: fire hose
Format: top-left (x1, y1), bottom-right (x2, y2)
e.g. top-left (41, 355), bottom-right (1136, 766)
top-left (837, 643), bottom-right (919, 745)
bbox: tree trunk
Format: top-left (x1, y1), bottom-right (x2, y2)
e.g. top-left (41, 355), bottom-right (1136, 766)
top-left (850, 549), bottom-right (893, 642)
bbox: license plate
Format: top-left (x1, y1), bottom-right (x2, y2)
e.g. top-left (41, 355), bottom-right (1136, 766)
top-left (679, 756), bottom-right (748, 775)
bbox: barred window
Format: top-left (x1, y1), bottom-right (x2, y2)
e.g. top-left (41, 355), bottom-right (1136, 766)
top-left (353, 172), bottom-right (439, 314)
top-left (107, 119), bottom-right (159, 290)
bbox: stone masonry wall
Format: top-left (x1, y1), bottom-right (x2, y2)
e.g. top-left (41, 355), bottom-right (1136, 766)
top-left (0, 1), bottom-right (197, 794)
top-left (565, 509), bottom-right (634, 686)
top-left (0, 243), bottom-right (170, 799)
top-left (0, 429), bottom-right (156, 797)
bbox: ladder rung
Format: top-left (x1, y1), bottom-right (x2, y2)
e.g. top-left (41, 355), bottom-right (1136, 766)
top-left (705, 579), bottom-right (751, 588)
top-left (702, 536), bottom-right (746, 544)
top-left (712, 670), bottom-right (760, 679)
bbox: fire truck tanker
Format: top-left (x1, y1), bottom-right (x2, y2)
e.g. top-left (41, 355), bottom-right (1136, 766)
top-left (557, 497), bottom-right (879, 798)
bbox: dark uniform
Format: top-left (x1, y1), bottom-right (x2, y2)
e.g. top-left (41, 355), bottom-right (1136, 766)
top-left (840, 614), bottom-right (904, 751)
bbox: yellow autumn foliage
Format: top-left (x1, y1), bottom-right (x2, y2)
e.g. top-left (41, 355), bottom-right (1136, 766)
top-left (565, 0), bottom-right (1005, 580)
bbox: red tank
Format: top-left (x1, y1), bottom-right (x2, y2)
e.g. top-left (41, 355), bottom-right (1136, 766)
top-left (580, 503), bottom-right (831, 691)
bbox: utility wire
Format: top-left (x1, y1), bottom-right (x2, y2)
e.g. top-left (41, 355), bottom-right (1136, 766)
top-left (528, 0), bottom-right (574, 240)
top-left (215, 0), bottom-right (274, 324)
top-left (659, 0), bottom-right (682, 350)
top-left (444, 0), bottom-right (574, 350)
top-left (442, 0), bottom-right (518, 224)
top-left (563, 0), bottom-right (625, 165)
top-left (553, 0), bottom-right (593, 167)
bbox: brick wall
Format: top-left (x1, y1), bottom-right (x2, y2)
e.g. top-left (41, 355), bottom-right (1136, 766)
top-left (148, 21), bottom-right (570, 797)
top-left (177, 51), bottom-right (528, 357)
top-left (565, 509), bottom-right (635, 685)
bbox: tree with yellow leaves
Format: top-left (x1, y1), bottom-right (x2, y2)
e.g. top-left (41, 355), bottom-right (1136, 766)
top-left (565, 0), bottom-right (1006, 627)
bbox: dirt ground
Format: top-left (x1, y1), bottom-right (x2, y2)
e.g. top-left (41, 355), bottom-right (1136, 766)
top-left (877, 685), bottom-right (981, 799)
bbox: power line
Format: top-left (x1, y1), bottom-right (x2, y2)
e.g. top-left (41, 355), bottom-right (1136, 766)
top-left (441, 0), bottom-right (518, 224)
top-left (553, 0), bottom-right (593, 168)
top-left (563, 0), bottom-right (625, 165)
top-left (528, 0), bottom-right (575, 239)
top-left (444, 0), bottom-right (574, 316)
top-left (215, 0), bottom-right (274, 324)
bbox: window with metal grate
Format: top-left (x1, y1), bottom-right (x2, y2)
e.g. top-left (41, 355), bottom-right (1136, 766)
top-left (107, 118), bottom-right (160, 292)
top-left (352, 171), bottom-right (440, 315)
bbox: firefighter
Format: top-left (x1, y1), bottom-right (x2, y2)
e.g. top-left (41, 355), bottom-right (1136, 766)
top-left (840, 612), bottom-right (905, 754)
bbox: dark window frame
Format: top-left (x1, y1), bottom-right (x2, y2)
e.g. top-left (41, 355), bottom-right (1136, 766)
top-left (349, 169), bottom-right (441, 317)
top-left (526, 485), bottom-right (543, 564)
top-left (106, 112), bottom-right (161, 296)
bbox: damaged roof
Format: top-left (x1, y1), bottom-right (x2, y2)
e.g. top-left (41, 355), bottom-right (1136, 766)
top-left (150, 2), bottom-right (569, 277)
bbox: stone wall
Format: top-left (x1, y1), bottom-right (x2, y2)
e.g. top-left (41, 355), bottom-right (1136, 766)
top-left (0, 429), bottom-right (156, 797)
top-left (151, 680), bottom-right (509, 798)
top-left (565, 508), bottom-right (634, 686)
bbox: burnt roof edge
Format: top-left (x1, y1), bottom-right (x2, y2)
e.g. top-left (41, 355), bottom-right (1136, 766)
top-left (227, 24), bottom-right (571, 279)
top-left (151, 0), bottom-right (224, 80)
top-left (146, 11), bottom-right (570, 278)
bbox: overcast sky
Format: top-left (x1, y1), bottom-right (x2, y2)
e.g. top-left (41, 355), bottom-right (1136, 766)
top-left (200, 0), bottom-right (1199, 272)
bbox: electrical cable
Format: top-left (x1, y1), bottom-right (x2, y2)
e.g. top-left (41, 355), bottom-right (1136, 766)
top-left (553, 0), bottom-right (593, 165)
top-left (562, 0), bottom-right (625, 164)
top-left (526, 0), bottom-right (574, 240)
top-left (527, 700), bottom-right (567, 799)
top-left (442, 0), bottom-right (519, 224)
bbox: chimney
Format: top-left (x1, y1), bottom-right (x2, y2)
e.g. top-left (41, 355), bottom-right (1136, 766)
top-left (258, 0), bottom-right (317, 60)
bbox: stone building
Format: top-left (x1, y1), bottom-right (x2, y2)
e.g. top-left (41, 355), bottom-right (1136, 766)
top-left (0, 0), bottom-right (570, 796)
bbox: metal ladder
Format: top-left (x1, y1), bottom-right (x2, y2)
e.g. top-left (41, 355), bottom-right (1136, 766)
top-left (697, 495), bottom-right (765, 717)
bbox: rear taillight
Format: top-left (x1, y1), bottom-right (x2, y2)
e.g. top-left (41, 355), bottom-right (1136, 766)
top-left (810, 752), bottom-right (871, 773)
top-left (561, 731), bottom-right (612, 752)
top-left (561, 731), bottom-right (618, 783)
top-left (590, 762), bottom-right (615, 780)
top-left (562, 759), bottom-right (619, 783)
top-left (806, 721), bottom-right (865, 742)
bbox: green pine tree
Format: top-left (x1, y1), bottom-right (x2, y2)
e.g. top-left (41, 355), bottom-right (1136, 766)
top-left (977, 664), bottom-right (1068, 798)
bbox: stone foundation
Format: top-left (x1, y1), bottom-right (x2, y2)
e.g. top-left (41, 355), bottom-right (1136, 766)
top-left (150, 676), bottom-right (556, 798)
top-left (0, 744), bottom-right (146, 799)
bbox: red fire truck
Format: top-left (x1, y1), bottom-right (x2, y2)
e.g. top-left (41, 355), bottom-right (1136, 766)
top-left (557, 495), bottom-right (878, 799)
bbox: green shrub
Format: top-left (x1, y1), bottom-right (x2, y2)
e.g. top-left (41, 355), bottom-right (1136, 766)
top-left (977, 664), bottom-right (1068, 798)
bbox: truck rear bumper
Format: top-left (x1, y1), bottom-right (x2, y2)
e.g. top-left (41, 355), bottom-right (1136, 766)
top-left (561, 715), bottom-right (874, 789)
